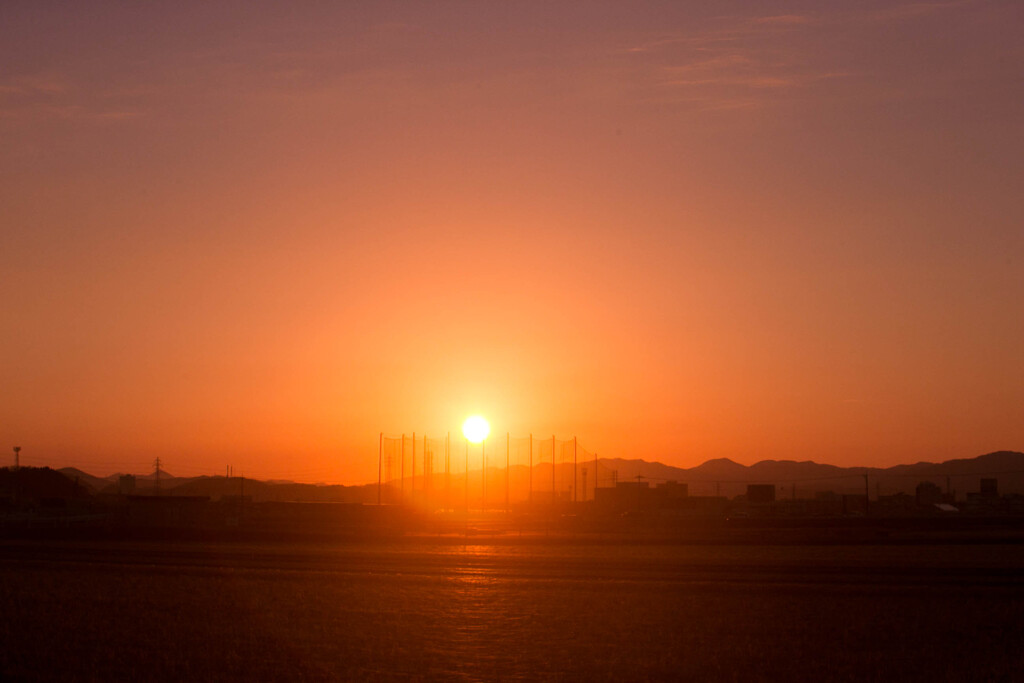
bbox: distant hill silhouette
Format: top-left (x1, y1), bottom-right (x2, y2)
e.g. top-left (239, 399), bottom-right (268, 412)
top-left (46, 450), bottom-right (1024, 502)
top-left (57, 467), bottom-right (112, 493)
top-left (596, 451), bottom-right (1024, 498)
top-left (170, 476), bottom-right (375, 503)
top-left (2, 467), bottom-right (91, 500)
top-left (57, 467), bottom-right (189, 495)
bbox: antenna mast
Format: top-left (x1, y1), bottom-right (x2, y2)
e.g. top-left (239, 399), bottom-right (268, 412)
top-left (573, 436), bottom-right (577, 504)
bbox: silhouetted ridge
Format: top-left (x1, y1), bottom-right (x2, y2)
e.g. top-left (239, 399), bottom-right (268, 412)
top-left (57, 467), bottom-right (111, 493)
top-left (34, 450), bottom-right (1024, 500)
top-left (1, 467), bottom-right (91, 499)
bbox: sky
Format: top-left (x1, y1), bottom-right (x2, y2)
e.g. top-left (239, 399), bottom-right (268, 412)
top-left (1, 1), bottom-right (1022, 484)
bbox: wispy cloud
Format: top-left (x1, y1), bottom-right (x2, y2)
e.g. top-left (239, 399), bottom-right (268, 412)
top-left (858, 0), bottom-right (975, 23)
top-left (616, 1), bottom-right (979, 113)
top-left (0, 71), bottom-right (146, 123)
top-left (0, 72), bottom-right (69, 96)
top-left (751, 14), bottom-right (815, 26)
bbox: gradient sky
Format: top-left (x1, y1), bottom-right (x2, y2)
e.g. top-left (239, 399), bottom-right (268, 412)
top-left (2, 1), bottom-right (1022, 484)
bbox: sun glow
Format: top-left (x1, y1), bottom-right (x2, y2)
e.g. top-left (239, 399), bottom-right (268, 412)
top-left (462, 415), bottom-right (490, 443)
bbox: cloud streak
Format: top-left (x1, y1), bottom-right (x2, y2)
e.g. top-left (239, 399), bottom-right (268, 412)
top-left (616, 0), bottom-right (985, 113)
top-left (0, 71), bottom-right (148, 123)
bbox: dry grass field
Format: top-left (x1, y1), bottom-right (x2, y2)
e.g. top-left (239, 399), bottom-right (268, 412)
top-left (1, 539), bottom-right (1022, 681)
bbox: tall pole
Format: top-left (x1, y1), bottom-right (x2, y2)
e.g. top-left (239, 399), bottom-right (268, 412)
top-left (464, 438), bottom-right (469, 514)
top-left (481, 438), bottom-right (486, 511)
top-left (551, 435), bottom-right (556, 502)
top-left (13, 446), bottom-right (20, 470)
top-left (378, 432), bottom-right (383, 505)
top-left (529, 434), bottom-right (533, 503)
top-left (446, 432), bottom-right (451, 513)
top-left (573, 436), bottom-right (578, 504)
top-left (400, 434), bottom-right (405, 503)
top-left (506, 432), bottom-right (510, 513)
top-left (412, 432), bottom-right (417, 499)
top-left (593, 451), bottom-right (597, 501)
top-left (864, 473), bottom-right (870, 515)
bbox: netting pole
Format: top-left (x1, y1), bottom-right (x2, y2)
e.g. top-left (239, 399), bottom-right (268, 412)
top-left (378, 432), bottom-right (382, 505)
top-left (551, 435), bottom-right (556, 502)
top-left (401, 434), bottom-right (405, 504)
top-left (864, 474), bottom-right (870, 516)
top-left (573, 436), bottom-right (578, 504)
top-left (505, 432), bottom-right (510, 513)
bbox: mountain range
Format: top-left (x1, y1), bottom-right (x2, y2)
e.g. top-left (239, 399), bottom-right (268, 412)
top-left (52, 450), bottom-right (1024, 503)
top-left (595, 450), bottom-right (1024, 498)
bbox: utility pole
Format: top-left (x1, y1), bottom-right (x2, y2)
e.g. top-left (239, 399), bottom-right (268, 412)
top-left (863, 474), bottom-right (870, 515)
top-left (551, 435), bottom-right (556, 503)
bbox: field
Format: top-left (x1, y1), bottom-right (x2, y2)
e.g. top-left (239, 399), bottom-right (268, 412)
top-left (1, 537), bottom-right (1023, 681)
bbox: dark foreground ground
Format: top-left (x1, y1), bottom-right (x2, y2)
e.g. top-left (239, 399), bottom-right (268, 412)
top-left (1, 536), bottom-right (1022, 681)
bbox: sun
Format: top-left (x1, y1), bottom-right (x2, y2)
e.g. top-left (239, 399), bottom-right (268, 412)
top-left (462, 415), bottom-right (490, 444)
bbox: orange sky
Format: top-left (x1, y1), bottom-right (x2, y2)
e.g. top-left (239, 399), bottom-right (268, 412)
top-left (2, 1), bottom-right (1022, 484)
